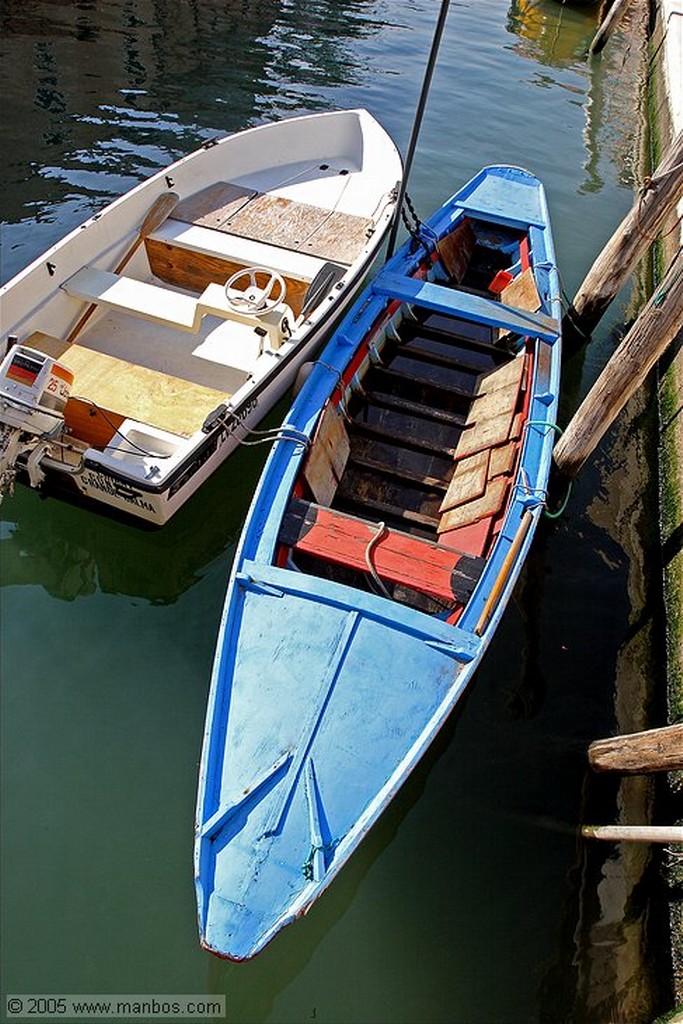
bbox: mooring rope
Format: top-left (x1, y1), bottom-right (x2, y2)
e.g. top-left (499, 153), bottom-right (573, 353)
top-left (520, 420), bottom-right (573, 518)
top-left (364, 520), bottom-right (392, 600)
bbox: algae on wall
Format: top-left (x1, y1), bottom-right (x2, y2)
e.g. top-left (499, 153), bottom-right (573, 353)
top-left (650, 0), bottom-right (683, 1012)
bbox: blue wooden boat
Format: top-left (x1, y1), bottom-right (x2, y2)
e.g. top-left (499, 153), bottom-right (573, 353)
top-left (194, 165), bottom-right (562, 960)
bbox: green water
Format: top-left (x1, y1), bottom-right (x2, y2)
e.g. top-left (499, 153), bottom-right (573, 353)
top-left (0, 2), bottom-right (671, 1021)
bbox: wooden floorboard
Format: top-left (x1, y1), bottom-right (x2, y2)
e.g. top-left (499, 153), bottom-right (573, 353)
top-left (349, 419), bottom-right (458, 457)
top-left (371, 364), bottom-right (474, 400)
top-left (417, 314), bottom-right (499, 351)
top-left (398, 337), bottom-right (494, 377)
top-left (336, 492), bottom-right (440, 529)
top-left (173, 181), bottom-right (372, 265)
top-left (348, 450), bottom-right (449, 491)
top-left (362, 390), bottom-right (467, 427)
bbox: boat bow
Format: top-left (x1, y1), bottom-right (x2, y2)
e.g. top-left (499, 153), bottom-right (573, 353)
top-left (195, 560), bottom-right (481, 959)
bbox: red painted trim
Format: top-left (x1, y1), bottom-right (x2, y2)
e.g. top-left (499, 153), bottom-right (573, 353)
top-left (438, 519), bottom-right (492, 559)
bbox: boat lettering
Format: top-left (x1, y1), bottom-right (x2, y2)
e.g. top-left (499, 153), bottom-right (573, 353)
top-left (230, 397), bottom-right (258, 427)
top-left (45, 376), bottom-right (71, 400)
top-left (81, 470), bottom-right (156, 513)
top-left (168, 433), bottom-right (221, 498)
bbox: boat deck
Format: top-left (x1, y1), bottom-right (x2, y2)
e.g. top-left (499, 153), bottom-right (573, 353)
top-left (38, 183), bottom-right (369, 441)
top-left (169, 180), bottom-right (374, 264)
top-left (28, 306), bottom-right (252, 439)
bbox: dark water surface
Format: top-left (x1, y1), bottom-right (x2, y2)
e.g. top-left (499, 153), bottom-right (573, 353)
top-left (0, 2), bottom-right (671, 1022)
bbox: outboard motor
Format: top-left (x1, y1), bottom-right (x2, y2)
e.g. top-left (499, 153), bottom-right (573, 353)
top-left (0, 344), bottom-right (73, 498)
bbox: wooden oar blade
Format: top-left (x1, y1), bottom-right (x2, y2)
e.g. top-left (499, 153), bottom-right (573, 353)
top-left (69, 191), bottom-right (181, 341)
top-left (138, 191), bottom-right (180, 237)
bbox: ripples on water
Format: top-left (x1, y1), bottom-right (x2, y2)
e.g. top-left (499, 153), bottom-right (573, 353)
top-left (0, 2), bottom-right (669, 1022)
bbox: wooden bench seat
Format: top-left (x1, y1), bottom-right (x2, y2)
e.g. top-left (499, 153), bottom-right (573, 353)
top-left (372, 273), bottom-right (559, 343)
top-left (24, 332), bottom-right (232, 438)
top-left (151, 217), bottom-right (328, 279)
top-left (146, 219), bottom-right (328, 318)
top-left (280, 498), bottom-right (485, 605)
top-left (169, 180), bottom-right (373, 264)
top-left (63, 267), bottom-right (201, 331)
top-left (62, 268), bottom-right (293, 346)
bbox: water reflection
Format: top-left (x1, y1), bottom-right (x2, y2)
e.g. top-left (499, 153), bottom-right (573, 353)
top-left (506, 0), bottom-right (597, 66)
top-left (0, 403), bottom-right (283, 603)
top-left (505, 0), bottom-right (642, 197)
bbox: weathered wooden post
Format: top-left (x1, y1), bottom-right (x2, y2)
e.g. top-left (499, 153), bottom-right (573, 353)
top-left (564, 130), bottom-right (683, 342)
top-left (553, 251), bottom-right (683, 478)
top-left (589, 0), bottom-right (633, 55)
top-left (588, 724), bottom-right (683, 773)
top-left (582, 726), bottom-right (683, 844)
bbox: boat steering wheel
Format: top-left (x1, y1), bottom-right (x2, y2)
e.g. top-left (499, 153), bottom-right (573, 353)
top-left (225, 267), bottom-right (286, 316)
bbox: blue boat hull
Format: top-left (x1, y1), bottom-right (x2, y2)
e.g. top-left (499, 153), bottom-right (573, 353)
top-left (195, 165), bottom-right (562, 960)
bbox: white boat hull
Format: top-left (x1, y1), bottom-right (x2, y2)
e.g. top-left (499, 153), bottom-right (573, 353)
top-left (0, 109), bottom-right (401, 524)
top-left (48, 296), bottom-right (356, 524)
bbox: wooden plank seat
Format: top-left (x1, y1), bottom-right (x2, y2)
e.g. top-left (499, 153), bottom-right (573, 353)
top-left (24, 332), bottom-right (232, 438)
top-left (372, 273), bottom-right (559, 343)
top-left (61, 267), bottom-right (293, 346)
top-left (280, 498), bottom-right (485, 605)
top-left (170, 181), bottom-right (374, 265)
top-left (63, 267), bottom-right (200, 330)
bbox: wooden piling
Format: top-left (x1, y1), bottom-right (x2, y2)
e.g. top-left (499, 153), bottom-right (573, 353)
top-left (582, 825), bottom-right (683, 843)
top-left (564, 130), bottom-right (683, 340)
top-left (588, 724), bottom-right (683, 773)
top-left (553, 250), bottom-right (683, 478)
top-left (589, 0), bottom-right (633, 55)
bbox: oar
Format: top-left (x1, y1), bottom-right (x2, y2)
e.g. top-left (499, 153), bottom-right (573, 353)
top-left (65, 190), bottom-right (180, 344)
top-left (474, 508), bottom-right (534, 636)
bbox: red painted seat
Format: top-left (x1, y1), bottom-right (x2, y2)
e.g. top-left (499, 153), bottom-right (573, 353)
top-left (280, 498), bottom-right (484, 605)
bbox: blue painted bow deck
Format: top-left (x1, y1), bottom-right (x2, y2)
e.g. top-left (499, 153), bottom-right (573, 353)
top-left (195, 165), bottom-right (561, 961)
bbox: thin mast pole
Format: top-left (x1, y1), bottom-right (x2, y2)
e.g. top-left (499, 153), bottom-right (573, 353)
top-left (385, 0), bottom-right (451, 259)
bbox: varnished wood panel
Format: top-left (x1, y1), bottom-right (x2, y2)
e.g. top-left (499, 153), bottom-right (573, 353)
top-left (439, 449), bottom-right (490, 513)
top-left (64, 397), bottom-right (124, 448)
top-left (467, 380), bottom-right (522, 424)
top-left (170, 179), bottom-right (372, 265)
top-left (58, 345), bottom-right (231, 437)
top-left (24, 331), bottom-right (70, 359)
top-left (225, 194), bottom-right (330, 247)
top-left (224, 196), bottom-right (372, 265)
top-left (437, 220), bottom-right (476, 283)
top-left (304, 404), bottom-right (350, 506)
top-left (500, 266), bottom-right (541, 312)
top-left (489, 441), bottom-right (517, 477)
top-left (300, 210), bottom-right (373, 264)
top-left (477, 355), bottom-right (525, 395)
top-left (145, 238), bottom-right (308, 317)
top-left (171, 182), bottom-right (257, 229)
top-left (455, 409), bottom-right (517, 459)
